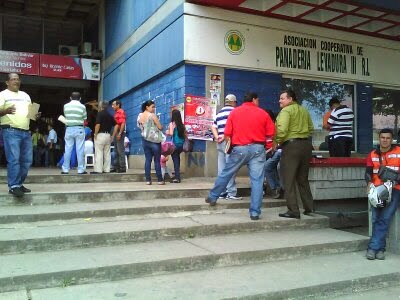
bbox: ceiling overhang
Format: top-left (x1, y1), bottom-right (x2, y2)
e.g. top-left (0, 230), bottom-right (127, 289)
top-left (187, 0), bottom-right (400, 42)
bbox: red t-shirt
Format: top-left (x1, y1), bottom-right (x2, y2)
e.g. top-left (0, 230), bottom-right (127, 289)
top-left (114, 108), bottom-right (126, 126)
top-left (224, 102), bottom-right (275, 147)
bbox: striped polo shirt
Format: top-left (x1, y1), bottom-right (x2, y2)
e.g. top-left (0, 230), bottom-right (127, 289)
top-left (327, 105), bottom-right (354, 139)
top-left (213, 105), bottom-right (235, 137)
top-left (64, 100), bottom-right (87, 126)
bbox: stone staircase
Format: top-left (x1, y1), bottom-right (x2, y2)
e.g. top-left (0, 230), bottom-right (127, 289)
top-left (0, 170), bottom-right (399, 300)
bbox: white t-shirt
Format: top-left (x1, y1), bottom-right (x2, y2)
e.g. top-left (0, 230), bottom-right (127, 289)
top-left (0, 89), bottom-right (31, 130)
top-left (84, 140), bottom-right (94, 155)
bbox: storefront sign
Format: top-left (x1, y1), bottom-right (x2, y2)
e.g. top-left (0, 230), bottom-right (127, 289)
top-left (184, 94), bottom-right (216, 141)
top-left (0, 50), bottom-right (39, 75)
top-left (185, 16), bottom-right (400, 87)
top-left (40, 55), bottom-right (100, 81)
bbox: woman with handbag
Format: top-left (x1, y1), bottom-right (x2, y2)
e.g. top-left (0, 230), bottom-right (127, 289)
top-left (166, 109), bottom-right (186, 183)
top-left (137, 100), bottom-right (164, 185)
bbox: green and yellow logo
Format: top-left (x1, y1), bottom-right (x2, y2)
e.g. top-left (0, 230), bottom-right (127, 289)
top-left (225, 30), bottom-right (245, 55)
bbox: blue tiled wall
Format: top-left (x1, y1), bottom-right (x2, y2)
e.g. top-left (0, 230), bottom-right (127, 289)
top-left (356, 83), bottom-right (373, 153)
top-left (224, 69), bottom-right (282, 113)
top-left (105, 0), bottom-right (167, 56)
top-left (103, 15), bottom-right (184, 101)
top-left (120, 64), bottom-right (205, 155)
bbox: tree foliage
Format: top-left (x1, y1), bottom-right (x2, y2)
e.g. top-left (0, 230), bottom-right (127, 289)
top-left (282, 79), bottom-right (353, 115)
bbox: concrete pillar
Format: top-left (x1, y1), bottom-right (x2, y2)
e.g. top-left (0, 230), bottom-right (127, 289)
top-left (0, 16), bottom-right (3, 49)
top-left (98, 0), bottom-right (106, 100)
top-left (388, 208), bottom-right (400, 254)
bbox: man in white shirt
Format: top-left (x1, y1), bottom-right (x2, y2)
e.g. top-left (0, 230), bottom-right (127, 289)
top-left (45, 124), bottom-right (58, 167)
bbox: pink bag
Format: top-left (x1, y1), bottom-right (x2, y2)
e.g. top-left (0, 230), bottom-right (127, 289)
top-left (161, 141), bottom-right (176, 156)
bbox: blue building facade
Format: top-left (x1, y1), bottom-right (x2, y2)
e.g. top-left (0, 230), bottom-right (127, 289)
top-left (102, 0), bottom-right (400, 172)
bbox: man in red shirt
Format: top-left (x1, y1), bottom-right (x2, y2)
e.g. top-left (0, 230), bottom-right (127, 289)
top-left (112, 100), bottom-right (127, 173)
top-left (205, 92), bottom-right (275, 220)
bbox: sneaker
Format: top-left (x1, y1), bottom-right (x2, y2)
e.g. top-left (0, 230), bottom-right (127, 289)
top-left (226, 194), bottom-right (242, 200)
top-left (9, 187), bottom-right (24, 197)
top-left (376, 250), bottom-right (385, 260)
top-left (218, 193), bottom-right (227, 200)
top-left (172, 178), bottom-right (181, 183)
top-left (78, 171), bottom-right (88, 175)
top-left (20, 185), bottom-right (31, 193)
top-left (250, 215), bottom-right (259, 221)
top-left (61, 171), bottom-right (69, 175)
top-left (366, 249), bottom-right (376, 260)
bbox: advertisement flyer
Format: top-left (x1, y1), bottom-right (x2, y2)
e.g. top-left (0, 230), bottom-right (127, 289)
top-left (210, 73), bottom-right (221, 104)
top-left (184, 94), bottom-right (217, 141)
top-left (40, 54), bottom-right (100, 81)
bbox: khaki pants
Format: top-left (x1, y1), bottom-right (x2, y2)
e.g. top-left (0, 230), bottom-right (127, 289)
top-left (94, 133), bottom-right (111, 173)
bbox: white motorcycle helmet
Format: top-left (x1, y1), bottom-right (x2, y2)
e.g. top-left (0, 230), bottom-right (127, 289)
top-left (368, 182), bottom-right (393, 208)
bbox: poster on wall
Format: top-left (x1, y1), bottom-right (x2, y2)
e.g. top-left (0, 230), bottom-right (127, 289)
top-left (40, 54), bottom-right (100, 81)
top-left (184, 94), bottom-right (216, 141)
top-left (0, 50), bottom-right (39, 75)
top-left (210, 73), bottom-right (221, 104)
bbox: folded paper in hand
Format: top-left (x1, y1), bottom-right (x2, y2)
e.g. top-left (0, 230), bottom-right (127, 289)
top-left (58, 115), bottom-right (67, 124)
top-left (28, 102), bottom-right (40, 120)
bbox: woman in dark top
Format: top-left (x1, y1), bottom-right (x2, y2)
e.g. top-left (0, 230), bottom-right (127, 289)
top-left (166, 109), bottom-right (186, 183)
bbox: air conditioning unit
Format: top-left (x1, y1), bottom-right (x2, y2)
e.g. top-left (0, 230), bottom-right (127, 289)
top-left (58, 45), bottom-right (78, 56)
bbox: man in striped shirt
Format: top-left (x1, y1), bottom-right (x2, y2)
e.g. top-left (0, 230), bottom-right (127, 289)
top-left (62, 91), bottom-right (87, 174)
top-left (327, 97), bottom-right (354, 157)
top-left (211, 94), bottom-right (241, 200)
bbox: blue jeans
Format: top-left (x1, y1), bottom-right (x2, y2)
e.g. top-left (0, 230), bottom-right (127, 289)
top-left (208, 144), bottom-right (266, 217)
top-left (3, 128), bottom-right (33, 189)
top-left (62, 126), bottom-right (85, 173)
top-left (142, 138), bottom-right (163, 182)
top-left (171, 144), bottom-right (183, 180)
top-left (265, 150), bottom-right (282, 190)
top-left (368, 188), bottom-right (400, 251)
top-left (217, 141), bottom-right (237, 196)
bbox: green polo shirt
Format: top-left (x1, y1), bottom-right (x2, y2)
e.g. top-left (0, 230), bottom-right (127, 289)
top-left (274, 102), bottom-right (314, 144)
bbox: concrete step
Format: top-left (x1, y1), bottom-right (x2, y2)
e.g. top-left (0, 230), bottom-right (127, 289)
top-left (0, 168), bottom-right (183, 184)
top-left (0, 208), bottom-right (329, 254)
top-left (0, 181), bottom-right (251, 206)
top-left (5, 251), bottom-right (397, 300)
top-left (0, 198), bottom-right (286, 223)
top-left (0, 228), bottom-right (369, 293)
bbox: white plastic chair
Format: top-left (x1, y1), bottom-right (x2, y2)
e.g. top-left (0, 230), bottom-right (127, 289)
top-left (85, 154), bottom-right (95, 168)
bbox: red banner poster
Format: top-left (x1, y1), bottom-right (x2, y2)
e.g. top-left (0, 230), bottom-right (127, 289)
top-left (0, 50), bottom-right (39, 75)
top-left (40, 55), bottom-right (100, 81)
top-left (184, 94), bottom-right (217, 141)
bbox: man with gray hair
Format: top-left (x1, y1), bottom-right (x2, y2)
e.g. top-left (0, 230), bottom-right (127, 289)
top-left (92, 101), bottom-right (117, 174)
top-left (211, 94), bottom-right (241, 200)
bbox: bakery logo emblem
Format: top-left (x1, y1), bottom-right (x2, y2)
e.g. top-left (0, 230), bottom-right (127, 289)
top-left (225, 30), bottom-right (245, 55)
